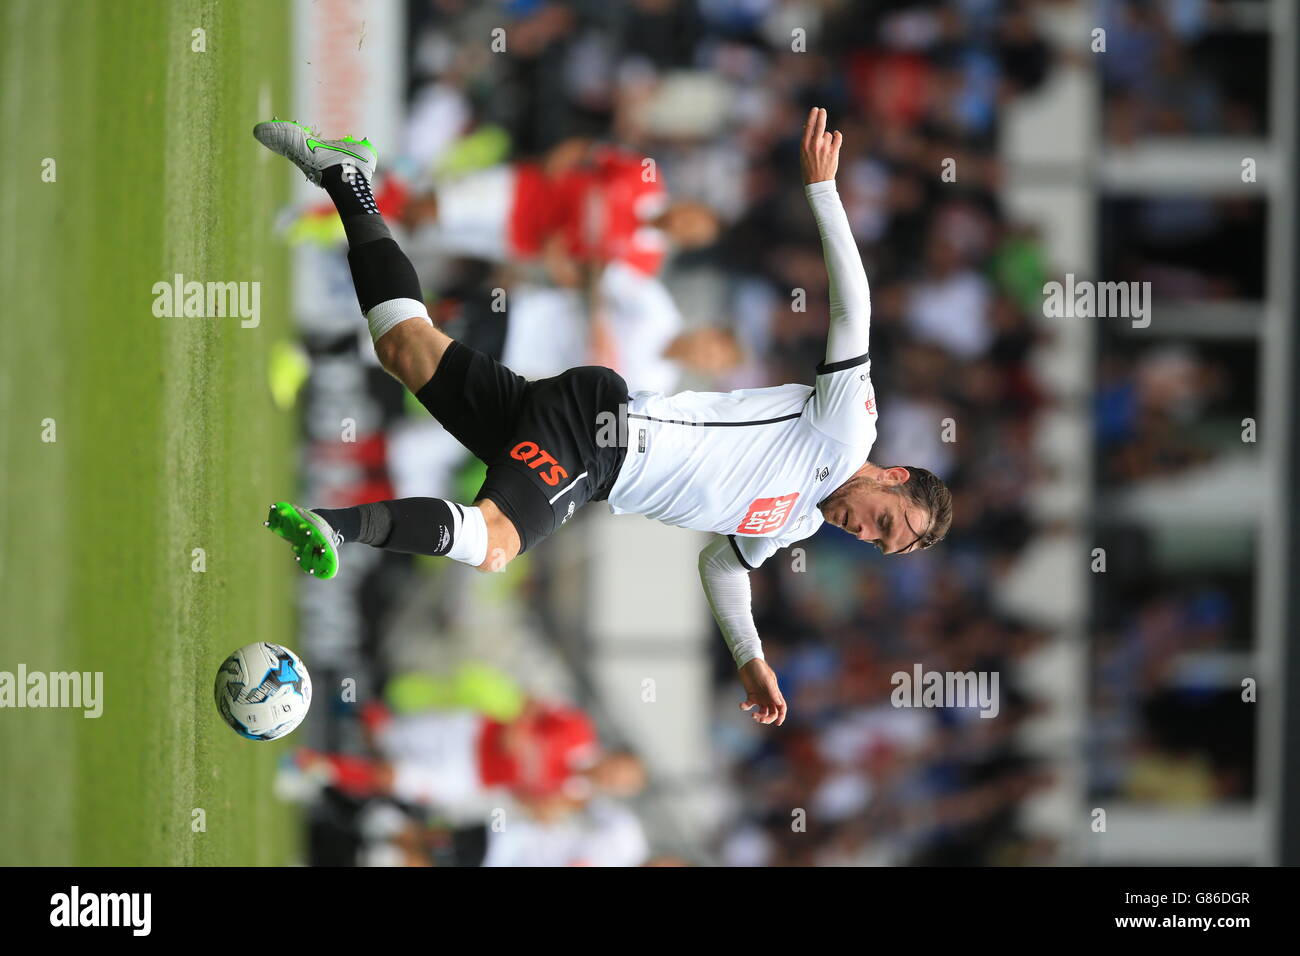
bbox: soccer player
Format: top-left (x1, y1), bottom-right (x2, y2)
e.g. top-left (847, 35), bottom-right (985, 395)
top-left (399, 139), bottom-right (719, 283)
top-left (253, 108), bottom-right (953, 727)
top-left (293, 699), bottom-right (644, 814)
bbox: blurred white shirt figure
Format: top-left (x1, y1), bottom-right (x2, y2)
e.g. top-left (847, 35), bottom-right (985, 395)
top-left (906, 270), bottom-right (992, 359)
top-left (906, 236), bottom-right (992, 359)
top-left (482, 797), bottom-right (649, 867)
top-left (504, 261), bottom-right (685, 394)
top-left (719, 823), bottom-right (774, 868)
top-left (403, 81), bottom-right (472, 179)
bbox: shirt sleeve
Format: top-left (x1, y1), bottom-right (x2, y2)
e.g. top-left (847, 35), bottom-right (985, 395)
top-left (802, 180), bottom-right (878, 447)
top-left (806, 354), bottom-right (879, 447)
top-left (805, 180), bottom-right (870, 365)
top-left (698, 536), bottom-right (764, 668)
top-left (700, 512), bottom-right (827, 666)
top-left (726, 533), bottom-right (779, 571)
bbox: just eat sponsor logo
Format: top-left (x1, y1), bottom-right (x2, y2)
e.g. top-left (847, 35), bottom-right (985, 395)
top-left (736, 493), bottom-right (800, 535)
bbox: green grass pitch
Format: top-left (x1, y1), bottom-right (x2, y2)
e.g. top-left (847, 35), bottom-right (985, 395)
top-left (1, 0), bottom-right (301, 864)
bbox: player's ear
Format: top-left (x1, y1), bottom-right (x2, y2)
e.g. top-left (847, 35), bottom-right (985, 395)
top-left (884, 465), bottom-right (911, 485)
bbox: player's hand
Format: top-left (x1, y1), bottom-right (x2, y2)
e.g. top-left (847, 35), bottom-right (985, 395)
top-left (586, 314), bottom-right (621, 369)
top-left (800, 107), bottom-right (841, 186)
top-left (543, 234), bottom-right (583, 288)
top-left (739, 658), bottom-right (787, 726)
top-left (543, 137), bottom-right (592, 177)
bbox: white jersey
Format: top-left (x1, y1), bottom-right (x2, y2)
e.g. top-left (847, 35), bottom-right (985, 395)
top-left (607, 353), bottom-right (879, 568)
top-left (501, 262), bottom-right (684, 394)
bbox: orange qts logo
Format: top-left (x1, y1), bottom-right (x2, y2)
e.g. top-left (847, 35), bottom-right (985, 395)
top-left (511, 441), bottom-right (569, 486)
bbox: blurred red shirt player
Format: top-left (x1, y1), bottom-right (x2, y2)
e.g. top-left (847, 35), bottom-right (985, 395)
top-left (402, 139), bottom-right (718, 282)
top-left (298, 699), bottom-right (644, 811)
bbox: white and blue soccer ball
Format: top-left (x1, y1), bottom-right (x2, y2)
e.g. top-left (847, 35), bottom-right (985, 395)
top-left (214, 642), bottom-right (313, 741)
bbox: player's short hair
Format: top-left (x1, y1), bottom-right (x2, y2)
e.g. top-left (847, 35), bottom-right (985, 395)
top-left (887, 465), bottom-right (953, 551)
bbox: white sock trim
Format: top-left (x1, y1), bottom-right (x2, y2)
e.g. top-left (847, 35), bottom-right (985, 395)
top-left (445, 504), bottom-right (488, 568)
top-left (365, 298), bottom-right (431, 344)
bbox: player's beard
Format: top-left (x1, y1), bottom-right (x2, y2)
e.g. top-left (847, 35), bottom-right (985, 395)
top-left (819, 474), bottom-right (884, 530)
top-left (820, 474), bottom-right (882, 511)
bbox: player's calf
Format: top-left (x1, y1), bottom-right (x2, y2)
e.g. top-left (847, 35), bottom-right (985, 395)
top-left (372, 317), bottom-right (455, 394)
top-left (264, 496), bottom-right (520, 579)
top-left (254, 120), bottom-right (452, 393)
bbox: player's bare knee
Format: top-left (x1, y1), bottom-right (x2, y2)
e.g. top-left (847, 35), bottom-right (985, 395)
top-left (372, 321), bottom-right (416, 374)
top-left (476, 530), bottom-right (518, 573)
top-left (372, 319), bottom-right (451, 391)
top-left (474, 502), bottom-right (521, 572)
top-left (475, 548), bottom-right (513, 573)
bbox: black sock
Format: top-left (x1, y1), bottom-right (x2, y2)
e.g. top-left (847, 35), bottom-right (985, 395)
top-left (321, 164), bottom-right (390, 246)
top-left (320, 166), bottom-right (423, 316)
top-left (315, 503), bottom-right (388, 547)
top-left (376, 498), bottom-right (460, 556)
top-left (315, 499), bottom-right (459, 556)
top-left (346, 238), bottom-right (423, 314)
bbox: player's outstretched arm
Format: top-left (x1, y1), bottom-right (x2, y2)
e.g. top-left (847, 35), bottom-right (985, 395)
top-left (800, 107), bottom-right (870, 365)
top-left (698, 537), bottom-right (788, 725)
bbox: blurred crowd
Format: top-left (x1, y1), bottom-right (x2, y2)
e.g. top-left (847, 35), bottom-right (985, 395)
top-left (1100, 0), bottom-right (1269, 144)
top-left (380, 0), bottom-right (1062, 867)
top-left (1089, 580), bottom-right (1254, 807)
top-left (285, 665), bottom-right (657, 866)
top-left (1095, 341), bottom-right (1247, 487)
top-left (721, 556), bottom-right (1058, 865)
top-left (1091, 0), bottom-right (1268, 817)
top-left (288, 0), bottom-right (1269, 864)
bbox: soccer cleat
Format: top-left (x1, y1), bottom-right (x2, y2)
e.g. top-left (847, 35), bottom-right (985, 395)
top-left (265, 502), bottom-right (342, 579)
top-left (252, 119), bottom-right (377, 186)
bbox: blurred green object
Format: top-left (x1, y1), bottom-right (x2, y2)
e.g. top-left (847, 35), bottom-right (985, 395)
top-left (385, 662), bottom-right (525, 721)
top-left (456, 455), bottom-right (489, 504)
top-left (435, 125), bottom-right (511, 180)
top-left (402, 382), bottom-right (428, 419)
top-left (989, 233), bottom-right (1050, 316)
top-left (284, 209), bottom-right (345, 247)
top-left (269, 339), bottom-right (312, 410)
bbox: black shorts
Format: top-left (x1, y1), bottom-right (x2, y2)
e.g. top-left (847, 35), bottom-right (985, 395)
top-left (415, 340), bottom-right (630, 554)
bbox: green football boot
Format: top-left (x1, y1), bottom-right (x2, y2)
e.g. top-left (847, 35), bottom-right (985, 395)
top-left (264, 502), bottom-right (342, 579)
top-left (252, 118), bottom-right (377, 185)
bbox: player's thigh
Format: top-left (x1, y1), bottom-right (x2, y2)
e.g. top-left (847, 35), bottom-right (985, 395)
top-left (413, 338), bottom-right (530, 463)
top-left (473, 365), bottom-right (629, 557)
